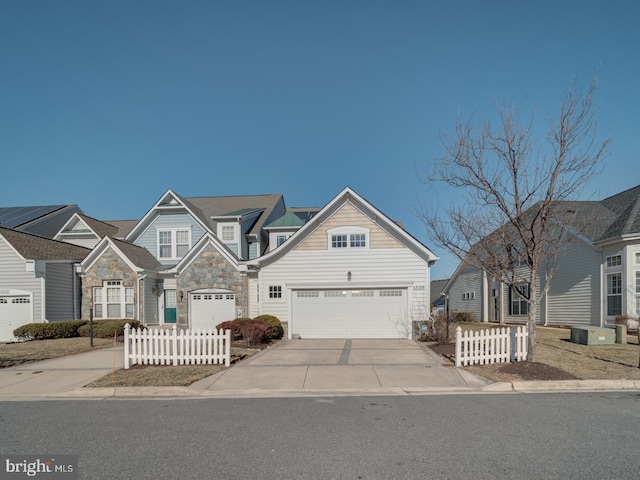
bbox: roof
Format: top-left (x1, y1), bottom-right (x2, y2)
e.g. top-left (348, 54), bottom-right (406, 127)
top-left (597, 184), bottom-right (640, 240)
top-left (185, 193), bottom-right (285, 236)
top-left (265, 211), bottom-right (307, 228)
top-left (288, 207), bottom-right (322, 223)
top-left (0, 226), bottom-right (91, 261)
top-left (0, 205), bottom-right (73, 229)
top-left (430, 279), bottom-right (449, 306)
top-left (102, 220), bottom-right (138, 237)
top-left (109, 237), bottom-right (163, 271)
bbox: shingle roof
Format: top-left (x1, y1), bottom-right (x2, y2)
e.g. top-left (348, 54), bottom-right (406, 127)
top-left (598, 184), bottom-right (640, 240)
top-left (0, 205), bottom-right (71, 228)
top-left (186, 194), bottom-right (285, 235)
top-left (102, 220), bottom-right (138, 237)
top-left (0, 226), bottom-right (91, 260)
top-left (109, 237), bottom-right (163, 271)
top-left (70, 214), bottom-right (120, 238)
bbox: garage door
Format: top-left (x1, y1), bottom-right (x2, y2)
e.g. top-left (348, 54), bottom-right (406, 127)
top-left (0, 293), bottom-right (32, 342)
top-left (292, 289), bottom-right (409, 339)
top-left (189, 292), bottom-right (236, 330)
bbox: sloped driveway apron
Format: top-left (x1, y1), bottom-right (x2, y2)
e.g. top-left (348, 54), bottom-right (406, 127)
top-left (198, 339), bottom-right (486, 393)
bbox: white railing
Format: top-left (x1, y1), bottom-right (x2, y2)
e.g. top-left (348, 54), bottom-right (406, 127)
top-left (124, 324), bottom-right (231, 369)
top-left (455, 325), bottom-right (528, 367)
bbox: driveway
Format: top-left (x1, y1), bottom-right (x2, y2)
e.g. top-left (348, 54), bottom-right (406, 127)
top-left (194, 339), bottom-right (488, 393)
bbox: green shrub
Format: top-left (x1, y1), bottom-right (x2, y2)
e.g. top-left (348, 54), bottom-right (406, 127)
top-left (77, 319), bottom-right (142, 338)
top-left (253, 314), bottom-right (284, 339)
top-left (13, 319), bottom-right (88, 340)
top-left (453, 311), bottom-right (475, 323)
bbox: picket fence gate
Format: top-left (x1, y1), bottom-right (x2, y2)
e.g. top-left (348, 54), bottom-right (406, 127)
top-left (124, 324), bottom-right (231, 369)
top-left (454, 325), bottom-right (528, 367)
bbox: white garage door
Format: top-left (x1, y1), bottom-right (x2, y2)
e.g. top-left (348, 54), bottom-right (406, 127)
top-left (0, 294), bottom-right (32, 342)
top-left (292, 288), bottom-right (409, 339)
top-left (189, 292), bottom-right (236, 330)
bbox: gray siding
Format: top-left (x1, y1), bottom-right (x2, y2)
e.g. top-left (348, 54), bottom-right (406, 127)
top-left (248, 241), bottom-right (258, 260)
top-left (134, 213), bottom-right (206, 265)
top-left (45, 263), bottom-right (76, 321)
top-left (547, 237), bottom-right (601, 326)
top-left (447, 265), bottom-right (483, 320)
top-left (144, 279), bottom-right (159, 325)
top-left (0, 237), bottom-right (43, 322)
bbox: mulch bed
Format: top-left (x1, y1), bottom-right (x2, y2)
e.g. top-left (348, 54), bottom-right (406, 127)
top-left (427, 342), bottom-right (576, 381)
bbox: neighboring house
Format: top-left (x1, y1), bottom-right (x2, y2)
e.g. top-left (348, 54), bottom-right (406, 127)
top-left (0, 227), bottom-right (90, 341)
top-left (54, 213), bottom-right (127, 249)
top-left (0, 204), bottom-right (83, 239)
top-left (247, 187), bottom-right (438, 339)
top-left (79, 187), bottom-right (438, 339)
top-left (443, 184), bottom-right (640, 328)
top-left (430, 279), bottom-right (449, 312)
top-left (79, 189), bottom-right (286, 328)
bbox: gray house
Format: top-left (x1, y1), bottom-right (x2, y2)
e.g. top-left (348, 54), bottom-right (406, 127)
top-left (443, 184), bottom-right (640, 327)
top-left (0, 227), bottom-right (90, 341)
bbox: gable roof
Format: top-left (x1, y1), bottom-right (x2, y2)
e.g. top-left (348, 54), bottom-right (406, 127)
top-left (102, 219), bottom-right (138, 237)
top-left (597, 184), bottom-right (640, 241)
top-left (0, 205), bottom-right (80, 229)
top-left (249, 186), bottom-right (438, 267)
top-left (56, 213), bottom-right (121, 239)
top-left (0, 226), bottom-right (91, 261)
top-left (81, 235), bottom-right (163, 273)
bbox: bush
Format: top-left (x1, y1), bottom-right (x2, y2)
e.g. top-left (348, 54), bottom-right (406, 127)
top-left (77, 319), bottom-right (142, 338)
top-left (13, 319), bottom-right (88, 340)
top-left (253, 314), bottom-right (284, 340)
top-left (240, 321), bottom-right (268, 347)
top-left (217, 318), bottom-right (253, 340)
top-left (453, 311), bottom-right (475, 323)
top-left (428, 311), bottom-right (456, 344)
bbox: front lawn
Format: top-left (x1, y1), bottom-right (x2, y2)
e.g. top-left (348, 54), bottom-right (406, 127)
top-left (0, 337), bottom-right (115, 368)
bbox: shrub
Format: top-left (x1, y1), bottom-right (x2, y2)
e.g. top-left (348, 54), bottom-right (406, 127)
top-left (240, 321), bottom-right (268, 347)
top-left (428, 311), bottom-right (456, 344)
top-left (253, 314), bottom-right (284, 340)
top-left (217, 318), bottom-right (253, 340)
top-left (453, 311), bottom-right (475, 323)
top-left (77, 319), bottom-right (142, 338)
top-left (13, 319), bottom-right (88, 340)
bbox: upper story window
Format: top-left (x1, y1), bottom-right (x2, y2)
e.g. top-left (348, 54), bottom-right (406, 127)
top-left (635, 252), bottom-right (640, 264)
top-left (328, 227), bottom-right (369, 250)
top-left (606, 254), bottom-right (622, 268)
top-left (157, 229), bottom-right (191, 260)
top-left (221, 225), bottom-right (235, 242)
top-left (276, 234), bottom-right (289, 247)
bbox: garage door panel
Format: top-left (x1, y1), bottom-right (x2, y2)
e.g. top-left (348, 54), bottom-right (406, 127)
top-left (1, 295), bottom-right (32, 342)
top-left (292, 289), bottom-right (409, 339)
top-left (189, 293), bottom-right (236, 330)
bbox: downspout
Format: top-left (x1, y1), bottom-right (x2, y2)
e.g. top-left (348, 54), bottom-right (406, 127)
top-left (72, 263), bottom-right (77, 320)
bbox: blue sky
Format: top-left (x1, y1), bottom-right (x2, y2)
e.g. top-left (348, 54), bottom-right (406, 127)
top-left (1, 1), bottom-right (639, 279)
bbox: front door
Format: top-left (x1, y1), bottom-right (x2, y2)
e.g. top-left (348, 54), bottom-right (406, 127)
top-left (164, 290), bottom-right (177, 323)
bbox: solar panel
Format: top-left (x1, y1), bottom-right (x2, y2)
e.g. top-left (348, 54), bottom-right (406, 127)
top-left (0, 206), bottom-right (64, 228)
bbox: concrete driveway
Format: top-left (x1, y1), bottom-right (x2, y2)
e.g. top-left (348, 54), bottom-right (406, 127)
top-left (194, 339), bottom-right (488, 394)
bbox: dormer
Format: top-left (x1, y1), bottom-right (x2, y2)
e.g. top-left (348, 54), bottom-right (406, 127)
top-left (212, 208), bottom-right (265, 260)
top-left (264, 211), bottom-right (308, 252)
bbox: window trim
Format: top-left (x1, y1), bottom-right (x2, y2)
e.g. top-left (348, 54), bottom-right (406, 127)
top-left (509, 284), bottom-right (529, 316)
top-left (268, 286), bottom-right (282, 299)
top-left (156, 228), bottom-right (191, 260)
top-left (607, 272), bottom-right (623, 317)
top-left (606, 254), bottom-right (622, 268)
top-left (327, 226), bottom-right (370, 250)
top-left (94, 281), bottom-right (134, 319)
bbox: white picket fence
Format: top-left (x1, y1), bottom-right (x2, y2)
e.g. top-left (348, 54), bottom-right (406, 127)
top-left (124, 324), bottom-right (231, 369)
top-left (454, 325), bottom-right (528, 367)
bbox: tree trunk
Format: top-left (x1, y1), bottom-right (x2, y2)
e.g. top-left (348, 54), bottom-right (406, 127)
top-left (527, 278), bottom-right (537, 361)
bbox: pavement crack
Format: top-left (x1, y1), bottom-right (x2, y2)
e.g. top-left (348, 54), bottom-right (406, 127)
top-left (339, 340), bottom-right (352, 365)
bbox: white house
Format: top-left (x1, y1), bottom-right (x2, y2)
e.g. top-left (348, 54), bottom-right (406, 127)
top-left (0, 227), bottom-right (90, 341)
top-left (443, 184), bottom-right (640, 327)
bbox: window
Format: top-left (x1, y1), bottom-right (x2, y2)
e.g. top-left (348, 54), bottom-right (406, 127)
top-left (94, 281), bottom-right (134, 319)
top-left (269, 286), bottom-right (282, 299)
top-left (221, 226), bottom-right (235, 242)
top-left (607, 273), bottom-right (622, 316)
top-left (297, 291), bottom-right (319, 298)
top-left (606, 255), bottom-right (622, 267)
top-left (276, 234), bottom-right (289, 247)
top-left (636, 252), bottom-right (640, 264)
top-left (509, 284), bottom-right (529, 316)
top-left (380, 290), bottom-right (403, 297)
top-left (328, 227), bottom-right (369, 250)
top-left (157, 229), bottom-right (190, 259)
top-left (462, 292), bottom-right (476, 301)
top-left (331, 234), bottom-right (347, 248)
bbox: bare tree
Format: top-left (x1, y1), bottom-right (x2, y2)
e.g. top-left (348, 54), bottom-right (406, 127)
top-left (418, 76), bottom-right (611, 361)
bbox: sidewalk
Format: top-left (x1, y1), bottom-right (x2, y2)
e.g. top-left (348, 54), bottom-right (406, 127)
top-left (0, 340), bottom-right (639, 400)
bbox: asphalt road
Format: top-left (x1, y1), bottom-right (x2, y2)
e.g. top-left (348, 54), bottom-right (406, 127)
top-left (1, 392), bottom-right (639, 479)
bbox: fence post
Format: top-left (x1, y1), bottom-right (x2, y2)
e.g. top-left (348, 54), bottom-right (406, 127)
top-left (172, 325), bottom-right (178, 367)
top-left (455, 326), bottom-right (462, 367)
top-left (224, 329), bottom-right (231, 367)
top-left (124, 323), bottom-right (130, 369)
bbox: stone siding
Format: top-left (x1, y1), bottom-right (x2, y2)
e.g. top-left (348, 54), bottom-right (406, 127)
top-left (177, 244), bottom-right (248, 325)
top-left (81, 248), bottom-right (138, 320)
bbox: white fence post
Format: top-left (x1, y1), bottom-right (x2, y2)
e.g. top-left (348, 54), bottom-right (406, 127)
top-left (455, 326), bottom-right (462, 367)
top-left (124, 323), bottom-right (131, 369)
top-left (454, 325), bottom-right (529, 367)
top-left (224, 328), bottom-right (231, 366)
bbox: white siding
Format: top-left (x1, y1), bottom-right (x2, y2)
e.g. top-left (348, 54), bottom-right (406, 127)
top-left (447, 265), bottom-right (484, 320)
top-left (45, 263), bottom-right (76, 321)
top-left (546, 237), bottom-right (601, 326)
top-left (0, 237), bottom-right (43, 322)
top-left (258, 249), bottom-right (430, 325)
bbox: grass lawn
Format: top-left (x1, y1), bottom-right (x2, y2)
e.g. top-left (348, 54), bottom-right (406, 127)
top-left (0, 337), bottom-right (115, 368)
top-left (458, 323), bottom-right (640, 382)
